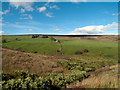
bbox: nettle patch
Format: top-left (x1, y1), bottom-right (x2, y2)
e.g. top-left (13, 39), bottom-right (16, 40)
top-left (2, 71), bottom-right (88, 89)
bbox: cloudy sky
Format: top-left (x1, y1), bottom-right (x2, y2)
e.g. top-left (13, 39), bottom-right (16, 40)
top-left (0, 0), bottom-right (118, 35)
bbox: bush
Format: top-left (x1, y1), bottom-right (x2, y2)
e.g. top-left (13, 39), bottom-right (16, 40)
top-left (15, 38), bottom-right (18, 40)
top-left (15, 38), bottom-right (21, 41)
top-left (32, 35), bottom-right (39, 38)
top-left (57, 50), bottom-right (60, 52)
top-left (41, 35), bottom-right (48, 38)
top-left (33, 51), bottom-right (38, 53)
top-left (83, 49), bottom-right (89, 53)
top-left (50, 37), bottom-right (56, 41)
top-left (75, 50), bottom-right (83, 55)
top-left (57, 40), bottom-right (61, 43)
top-left (75, 49), bottom-right (89, 55)
top-left (2, 39), bottom-right (7, 43)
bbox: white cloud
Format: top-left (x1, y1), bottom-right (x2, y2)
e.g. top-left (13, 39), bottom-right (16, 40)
top-left (56, 28), bottom-right (60, 31)
top-left (49, 0), bottom-right (56, 1)
top-left (49, 5), bottom-right (59, 9)
top-left (9, 0), bottom-right (35, 2)
top-left (0, 23), bottom-right (2, 25)
top-left (83, 0), bottom-right (87, 2)
top-left (112, 13), bottom-right (118, 16)
top-left (29, 15), bottom-right (32, 19)
top-left (39, 2), bottom-right (59, 17)
top-left (0, 31), bottom-right (4, 34)
top-left (21, 14), bottom-right (28, 16)
top-left (46, 13), bottom-right (54, 17)
top-left (28, 29), bottom-right (33, 31)
top-left (112, 13), bottom-right (116, 15)
top-left (0, 10), bottom-right (10, 15)
top-left (37, 7), bottom-right (46, 12)
top-left (15, 22), bottom-right (19, 24)
top-left (0, 23), bottom-right (4, 26)
top-left (3, 10), bottom-right (10, 14)
top-left (70, 0), bottom-right (79, 2)
top-left (20, 8), bottom-right (25, 13)
top-left (70, 0), bottom-right (87, 2)
top-left (71, 22), bottom-right (118, 35)
top-left (54, 27), bottom-right (62, 32)
top-left (20, 17), bottom-right (27, 19)
top-left (55, 27), bottom-right (60, 31)
top-left (0, 17), bottom-right (3, 22)
top-left (0, 11), bottom-right (3, 14)
top-left (20, 14), bottom-right (32, 19)
top-left (9, 0), bottom-right (34, 11)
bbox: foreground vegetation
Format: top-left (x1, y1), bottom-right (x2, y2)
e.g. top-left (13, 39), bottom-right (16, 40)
top-left (68, 65), bottom-right (118, 88)
top-left (2, 70), bottom-right (89, 89)
top-left (2, 35), bottom-right (118, 89)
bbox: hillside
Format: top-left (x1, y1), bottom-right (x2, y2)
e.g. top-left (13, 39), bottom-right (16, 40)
top-left (2, 35), bottom-right (118, 89)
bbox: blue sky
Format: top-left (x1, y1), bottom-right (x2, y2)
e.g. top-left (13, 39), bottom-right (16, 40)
top-left (0, 1), bottom-right (118, 35)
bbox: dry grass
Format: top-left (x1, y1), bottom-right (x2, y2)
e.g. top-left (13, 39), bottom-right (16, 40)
top-left (80, 73), bottom-right (118, 88)
top-left (2, 48), bottom-right (68, 75)
top-left (54, 35), bottom-right (118, 41)
top-left (68, 65), bottom-right (118, 88)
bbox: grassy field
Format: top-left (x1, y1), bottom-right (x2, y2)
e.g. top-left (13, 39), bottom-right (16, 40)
top-left (2, 35), bottom-right (118, 89)
top-left (2, 35), bottom-right (118, 57)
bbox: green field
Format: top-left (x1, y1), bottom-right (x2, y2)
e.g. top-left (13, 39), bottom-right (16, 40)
top-left (2, 35), bottom-right (118, 89)
top-left (2, 35), bottom-right (118, 57)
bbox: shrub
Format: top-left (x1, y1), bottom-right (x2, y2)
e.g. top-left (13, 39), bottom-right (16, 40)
top-left (32, 35), bottom-right (39, 38)
top-left (15, 38), bottom-right (21, 41)
top-left (16, 38), bottom-right (18, 40)
top-left (32, 35), bottom-right (35, 38)
top-left (57, 40), bottom-right (61, 43)
top-left (57, 50), bottom-right (60, 52)
top-left (75, 50), bottom-right (83, 55)
top-left (83, 49), bottom-right (89, 53)
top-left (50, 37), bottom-right (56, 41)
top-left (2, 39), bottom-right (7, 43)
top-left (32, 50), bottom-right (38, 53)
top-left (33, 51), bottom-right (38, 53)
top-left (75, 49), bottom-right (89, 55)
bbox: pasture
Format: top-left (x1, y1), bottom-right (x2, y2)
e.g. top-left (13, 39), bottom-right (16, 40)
top-left (2, 35), bottom-right (118, 57)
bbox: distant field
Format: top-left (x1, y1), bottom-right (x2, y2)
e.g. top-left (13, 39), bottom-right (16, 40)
top-left (2, 35), bottom-right (118, 58)
top-left (2, 35), bottom-right (118, 89)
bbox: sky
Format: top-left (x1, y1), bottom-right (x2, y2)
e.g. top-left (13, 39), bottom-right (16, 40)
top-left (0, 0), bottom-right (119, 35)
